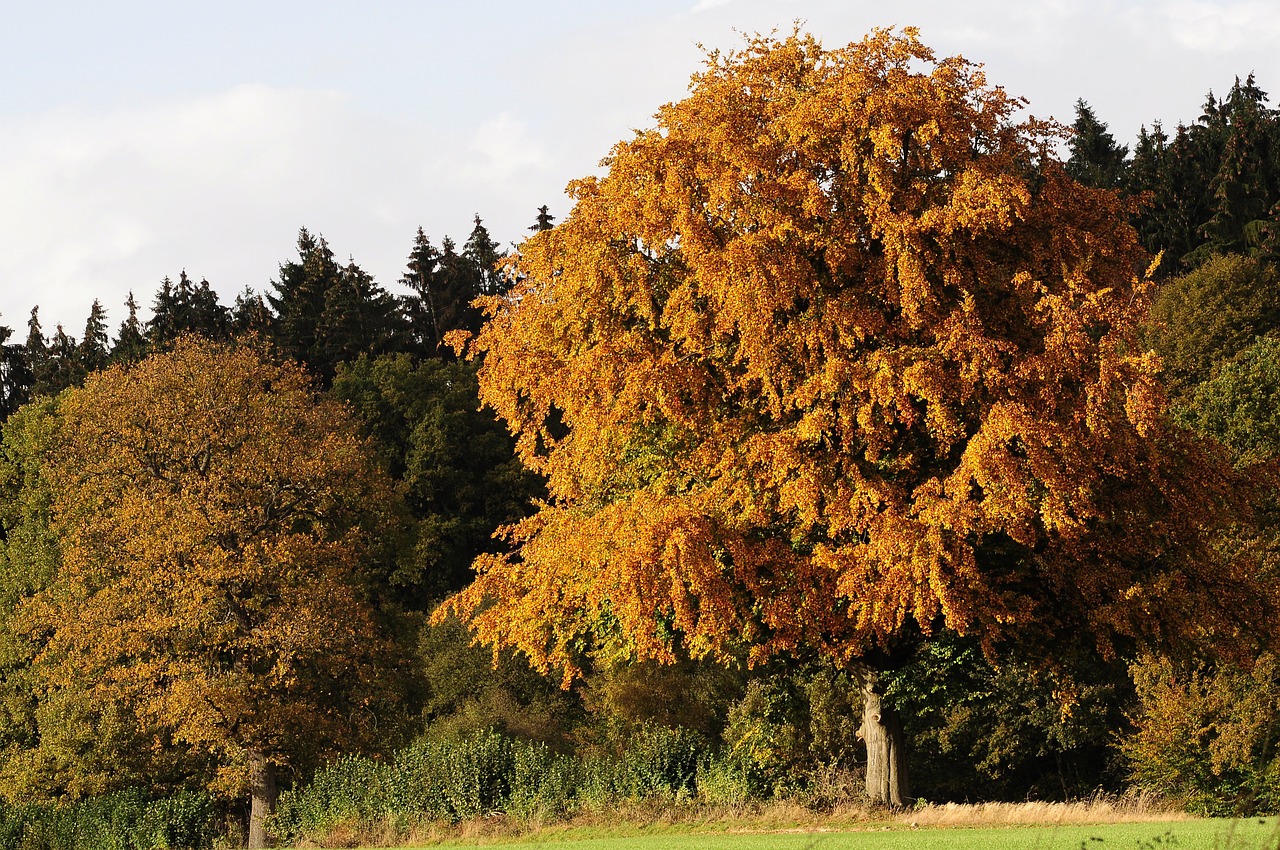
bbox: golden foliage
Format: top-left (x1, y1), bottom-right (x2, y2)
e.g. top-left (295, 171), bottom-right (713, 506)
top-left (441, 30), bottom-right (1269, 679)
top-left (23, 338), bottom-right (404, 792)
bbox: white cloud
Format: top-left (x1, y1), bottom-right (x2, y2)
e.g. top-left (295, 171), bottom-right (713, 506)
top-left (692, 0), bottom-right (734, 13)
top-left (1156, 0), bottom-right (1280, 52)
top-left (0, 86), bottom-right (569, 331)
top-left (464, 112), bottom-right (552, 183)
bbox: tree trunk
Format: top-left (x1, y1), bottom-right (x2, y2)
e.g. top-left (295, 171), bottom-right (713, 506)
top-left (855, 667), bottom-right (910, 808)
top-left (247, 750), bottom-right (278, 850)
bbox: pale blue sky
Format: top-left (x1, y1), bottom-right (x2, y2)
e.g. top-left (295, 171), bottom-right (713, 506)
top-left (2, 0), bottom-right (1278, 332)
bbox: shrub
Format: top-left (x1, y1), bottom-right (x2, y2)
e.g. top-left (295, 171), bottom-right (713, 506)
top-left (0, 790), bottom-right (216, 850)
top-left (1123, 654), bottom-right (1280, 815)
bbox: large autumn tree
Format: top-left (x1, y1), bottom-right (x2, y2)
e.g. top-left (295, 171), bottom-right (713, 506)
top-left (14, 338), bottom-right (406, 848)
top-left (442, 29), bottom-right (1271, 807)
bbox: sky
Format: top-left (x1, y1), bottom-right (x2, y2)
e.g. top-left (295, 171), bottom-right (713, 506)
top-left (2, 0), bottom-right (1278, 333)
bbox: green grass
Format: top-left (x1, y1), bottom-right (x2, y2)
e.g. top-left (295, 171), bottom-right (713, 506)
top-left (402, 818), bottom-right (1280, 849)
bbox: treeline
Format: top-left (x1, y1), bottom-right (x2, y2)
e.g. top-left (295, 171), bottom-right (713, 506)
top-left (0, 65), bottom-right (1278, 850)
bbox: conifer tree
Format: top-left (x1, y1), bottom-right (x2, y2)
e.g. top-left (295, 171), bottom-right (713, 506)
top-left (231, 287), bottom-right (273, 339)
top-left (76, 300), bottom-right (109, 376)
top-left (23, 308), bottom-right (49, 398)
top-left (0, 318), bottom-right (28, 420)
top-left (312, 260), bottom-right (408, 378)
top-left (146, 277), bottom-right (181, 346)
top-left (463, 215), bottom-right (504, 297)
top-left (1066, 100), bottom-right (1129, 189)
top-left (268, 229), bottom-right (343, 371)
top-left (529, 205), bottom-right (557, 233)
top-left (400, 228), bottom-right (444, 355)
top-left (1199, 76), bottom-right (1279, 258)
top-left (110, 293), bottom-right (148, 365)
top-left (42, 325), bottom-right (79, 396)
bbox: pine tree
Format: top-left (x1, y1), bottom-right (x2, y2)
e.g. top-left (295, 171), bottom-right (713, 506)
top-left (268, 229), bottom-right (343, 370)
top-left (45, 324), bottom-right (80, 395)
top-left (0, 317), bottom-right (29, 420)
top-left (77, 299), bottom-right (109, 376)
top-left (463, 215), bottom-right (503, 296)
top-left (147, 277), bottom-right (181, 346)
top-left (435, 235), bottom-right (484, 346)
top-left (529, 205), bottom-right (557, 233)
top-left (111, 293), bottom-right (149, 365)
top-left (400, 228), bottom-right (444, 355)
top-left (177, 274), bottom-right (231, 340)
top-left (399, 230), bottom-right (483, 356)
top-left (1199, 75), bottom-right (1279, 258)
top-left (22, 308), bottom-right (49, 399)
top-left (1066, 100), bottom-right (1129, 189)
top-left (231, 287), bottom-right (273, 339)
top-left (312, 259), bottom-right (408, 378)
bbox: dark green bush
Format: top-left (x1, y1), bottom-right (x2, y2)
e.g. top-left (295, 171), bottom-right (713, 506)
top-left (274, 724), bottom-right (712, 842)
top-left (0, 790), bottom-right (215, 850)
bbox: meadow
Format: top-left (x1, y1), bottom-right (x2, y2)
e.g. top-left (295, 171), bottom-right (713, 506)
top-left (383, 818), bottom-right (1279, 850)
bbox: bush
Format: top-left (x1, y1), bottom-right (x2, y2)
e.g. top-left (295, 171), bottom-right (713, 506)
top-left (274, 730), bottom-right (591, 841)
top-left (0, 790), bottom-right (216, 850)
top-left (1123, 654), bottom-right (1280, 816)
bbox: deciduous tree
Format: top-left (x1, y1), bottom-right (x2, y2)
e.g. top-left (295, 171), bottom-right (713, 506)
top-left (19, 338), bottom-right (407, 847)
top-left (441, 29), bottom-right (1270, 806)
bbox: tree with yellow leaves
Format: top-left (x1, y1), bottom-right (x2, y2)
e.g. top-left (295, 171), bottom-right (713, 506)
top-left (441, 29), bottom-right (1273, 807)
top-left (18, 338), bottom-right (405, 848)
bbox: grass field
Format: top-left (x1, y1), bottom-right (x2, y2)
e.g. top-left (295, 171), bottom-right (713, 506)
top-left (398, 818), bottom-right (1278, 849)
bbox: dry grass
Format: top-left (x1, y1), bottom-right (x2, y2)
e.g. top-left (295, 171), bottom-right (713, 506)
top-left (899, 792), bottom-right (1189, 828)
top-left (288, 793), bottom-right (1194, 847)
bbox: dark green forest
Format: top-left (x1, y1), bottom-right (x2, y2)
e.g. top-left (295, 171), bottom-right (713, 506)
top-left (3, 47), bottom-right (1280, 849)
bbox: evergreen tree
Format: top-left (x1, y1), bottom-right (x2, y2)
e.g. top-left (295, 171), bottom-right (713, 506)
top-left (462, 215), bottom-right (503, 296)
top-left (177, 274), bottom-right (231, 340)
top-left (399, 230), bottom-right (484, 357)
top-left (77, 299), bottom-right (109, 376)
top-left (111, 292), bottom-right (149, 365)
top-left (529, 205), bottom-right (556, 233)
top-left (231, 287), bottom-right (273, 339)
top-left (312, 259), bottom-right (409, 378)
top-left (434, 236), bottom-right (485, 346)
top-left (44, 325), bottom-right (80, 395)
top-left (147, 277), bottom-right (181, 346)
top-left (400, 228), bottom-right (444, 355)
top-left (332, 354), bottom-right (542, 602)
top-left (23, 308), bottom-right (47, 394)
top-left (0, 317), bottom-right (29, 420)
top-left (1199, 76), bottom-right (1279, 259)
top-left (1066, 100), bottom-right (1129, 189)
top-left (268, 229), bottom-right (343, 370)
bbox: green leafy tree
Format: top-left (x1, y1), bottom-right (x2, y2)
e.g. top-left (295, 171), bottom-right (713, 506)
top-left (1146, 253), bottom-right (1280, 401)
top-left (1174, 334), bottom-right (1280, 467)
